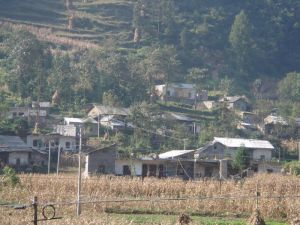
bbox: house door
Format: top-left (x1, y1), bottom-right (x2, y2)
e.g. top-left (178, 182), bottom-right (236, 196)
top-left (204, 167), bottom-right (213, 177)
top-left (158, 164), bottom-right (164, 178)
top-left (16, 158), bottom-right (21, 167)
top-left (142, 164), bottom-right (148, 177)
top-left (0, 152), bottom-right (9, 166)
top-left (123, 165), bottom-right (131, 176)
top-left (149, 164), bottom-right (157, 177)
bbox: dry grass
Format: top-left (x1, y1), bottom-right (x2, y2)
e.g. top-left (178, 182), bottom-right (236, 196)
top-left (0, 173), bottom-right (299, 224)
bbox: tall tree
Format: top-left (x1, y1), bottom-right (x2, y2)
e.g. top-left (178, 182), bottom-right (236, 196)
top-left (48, 52), bottom-right (74, 106)
top-left (5, 30), bottom-right (50, 100)
top-left (229, 10), bottom-right (253, 74)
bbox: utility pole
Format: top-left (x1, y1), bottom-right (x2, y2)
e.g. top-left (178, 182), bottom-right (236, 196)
top-left (97, 114), bottom-right (100, 138)
top-left (48, 140), bottom-right (51, 174)
top-left (76, 126), bottom-right (82, 216)
top-left (56, 144), bottom-right (61, 175)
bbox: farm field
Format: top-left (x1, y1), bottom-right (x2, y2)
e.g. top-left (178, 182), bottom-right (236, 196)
top-left (0, 173), bottom-right (299, 224)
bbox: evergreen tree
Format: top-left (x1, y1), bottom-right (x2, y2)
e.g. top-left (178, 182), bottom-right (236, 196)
top-left (229, 10), bottom-right (253, 74)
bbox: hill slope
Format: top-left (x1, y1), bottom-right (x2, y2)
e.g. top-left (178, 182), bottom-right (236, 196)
top-left (0, 0), bottom-right (133, 48)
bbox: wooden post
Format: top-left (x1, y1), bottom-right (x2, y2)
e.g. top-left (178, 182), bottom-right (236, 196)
top-left (32, 196), bottom-right (38, 225)
top-left (256, 183), bottom-right (260, 210)
top-left (97, 114), bottom-right (100, 138)
top-left (48, 141), bottom-right (51, 174)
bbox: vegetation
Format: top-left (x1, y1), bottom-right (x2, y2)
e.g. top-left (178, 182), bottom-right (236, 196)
top-left (0, 174), bottom-right (299, 224)
top-left (0, 0), bottom-right (299, 154)
top-left (232, 146), bottom-right (249, 172)
top-left (0, 166), bottom-right (20, 187)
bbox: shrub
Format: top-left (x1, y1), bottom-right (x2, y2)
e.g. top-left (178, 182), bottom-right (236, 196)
top-left (0, 166), bottom-right (20, 187)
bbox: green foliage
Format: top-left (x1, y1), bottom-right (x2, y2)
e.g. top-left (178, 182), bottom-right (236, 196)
top-left (0, 166), bottom-right (20, 187)
top-left (229, 10), bottom-right (253, 74)
top-left (278, 72), bottom-right (300, 102)
top-left (0, 118), bottom-right (29, 135)
top-left (284, 161), bottom-right (300, 175)
top-left (232, 146), bottom-right (249, 172)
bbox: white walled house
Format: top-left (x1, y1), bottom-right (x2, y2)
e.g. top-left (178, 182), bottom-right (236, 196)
top-left (27, 134), bottom-right (78, 152)
top-left (155, 83), bottom-right (207, 104)
top-left (196, 137), bottom-right (274, 162)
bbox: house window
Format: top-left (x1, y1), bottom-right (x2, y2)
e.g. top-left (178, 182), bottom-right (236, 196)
top-left (65, 142), bottom-right (71, 149)
top-left (123, 165), bottom-right (131, 176)
top-left (166, 90), bottom-right (171, 96)
top-left (260, 155), bottom-right (265, 161)
top-left (18, 112), bottom-right (24, 116)
top-left (33, 139), bottom-right (39, 147)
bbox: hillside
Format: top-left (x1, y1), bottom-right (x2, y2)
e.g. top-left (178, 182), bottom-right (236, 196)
top-left (0, 0), bottom-right (133, 48)
top-left (0, 0), bottom-right (300, 154)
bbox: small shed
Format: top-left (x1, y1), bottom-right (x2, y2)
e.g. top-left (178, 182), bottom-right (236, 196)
top-left (84, 144), bottom-right (116, 177)
top-left (220, 96), bottom-right (250, 111)
top-left (0, 135), bottom-right (32, 167)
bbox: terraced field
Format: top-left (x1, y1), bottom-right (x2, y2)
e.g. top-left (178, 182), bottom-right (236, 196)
top-left (0, 0), bottom-right (134, 48)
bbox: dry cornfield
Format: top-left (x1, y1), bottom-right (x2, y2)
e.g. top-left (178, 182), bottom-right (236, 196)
top-left (0, 173), bottom-right (299, 225)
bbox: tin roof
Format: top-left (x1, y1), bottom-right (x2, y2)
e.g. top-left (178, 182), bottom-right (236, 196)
top-left (159, 150), bottom-right (195, 159)
top-left (213, 137), bottom-right (274, 149)
top-left (88, 105), bottom-right (130, 117)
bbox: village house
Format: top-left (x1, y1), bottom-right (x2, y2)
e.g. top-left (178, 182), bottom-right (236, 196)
top-left (114, 150), bottom-right (222, 180)
top-left (263, 114), bottom-right (288, 135)
top-left (27, 133), bottom-right (78, 152)
top-left (8, 106), bottom-right (47, 125)
top-left (99, 115), bottom-right (130, 131)
top-left (219, 96), bottom-right (250, 111)
top-left (88, 105), bottom-right (130, 118)
top-left (196, 100), bottom-right (218, 111)
top-left (196, 137), bottom-right (274, 162)
top-left (63, 117), bottom-right (98, 137)
top-left (84, 145), bottom-right (117, 177)
top-left (164, 112), bottom-right (201, 134)
top-left (32, 101), bottom-right (53, 113)
top-left (0, 135), bottom-right (32, 168)
top-left (87, 105), bottom-right (130, 131)
top-left (154, 83), bottom-right (208, 104)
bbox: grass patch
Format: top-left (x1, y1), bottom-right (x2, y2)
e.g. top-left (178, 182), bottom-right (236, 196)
top-left (109, 213), bottom-right (288, 225)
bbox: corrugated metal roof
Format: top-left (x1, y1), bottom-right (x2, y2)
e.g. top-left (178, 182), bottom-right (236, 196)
top-left (0, 135), bottom-right (32, 152)
top-left (168, 112), bottom-right (195, 122)
top-left (156, 83), bottom-right (196, 89)
top-left (159, 150), bottom-right (195, 159)
top-left (64, 117), bottom-right (97, 124)
top-left (213, 137), bottom-right (274, 149)
top-left (89, 105), bottom-right (129, 116)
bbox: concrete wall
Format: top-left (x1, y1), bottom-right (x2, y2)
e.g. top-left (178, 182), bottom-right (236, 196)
top-left (115, 159), bottom-right (164, 176)
top-left (253, 149), bottom-right (272, 161)
top-left (27, 135), bottom-right (77, 151)
top-left (8, 152), bottom-right (29, 166)
top-left (85, 148), bottom-right (116, 176)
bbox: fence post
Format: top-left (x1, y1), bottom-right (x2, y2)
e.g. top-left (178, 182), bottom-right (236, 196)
top-left (33, 196), bottom-right (38, 225)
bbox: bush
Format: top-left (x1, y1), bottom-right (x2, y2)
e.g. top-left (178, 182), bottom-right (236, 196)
top-left (0, 166), bottom-right (20, 187)
top-left (284, 161), bottom-right (300, 175)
